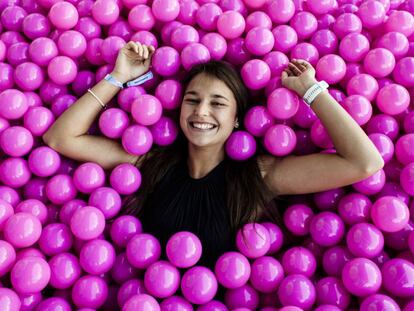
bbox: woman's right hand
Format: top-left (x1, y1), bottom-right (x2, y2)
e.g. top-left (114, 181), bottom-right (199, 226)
top-left (112, 41), bottom-right (155, 83)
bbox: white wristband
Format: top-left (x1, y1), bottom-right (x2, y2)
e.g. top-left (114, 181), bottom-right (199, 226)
top-left (303, 80), bottom-right (329, 106)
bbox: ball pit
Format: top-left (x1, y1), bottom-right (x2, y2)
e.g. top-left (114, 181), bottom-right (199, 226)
top-left (0, 0), bottom-right (413, 310)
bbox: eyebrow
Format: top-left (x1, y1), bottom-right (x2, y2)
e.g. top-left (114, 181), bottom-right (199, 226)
top-left (184, 90), bottom-right (229, 102)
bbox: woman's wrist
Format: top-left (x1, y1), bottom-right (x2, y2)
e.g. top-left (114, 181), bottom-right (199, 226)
top-left (297, 78), bottom-right (318, 97)
top-left (110, 71), bottom-right (130, 84)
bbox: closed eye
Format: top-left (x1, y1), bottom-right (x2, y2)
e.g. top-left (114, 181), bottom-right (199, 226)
top-left (185, 99), bottom-right (227, 107)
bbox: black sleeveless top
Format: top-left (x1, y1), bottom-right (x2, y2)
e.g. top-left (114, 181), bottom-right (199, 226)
top-left (139, 158), bottom-right (235, 268)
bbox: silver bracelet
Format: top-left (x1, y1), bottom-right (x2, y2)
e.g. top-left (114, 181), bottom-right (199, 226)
top-left (303, 80), bottom-right (329, 106)
top-left (87, 89), bottom-right (106, 109)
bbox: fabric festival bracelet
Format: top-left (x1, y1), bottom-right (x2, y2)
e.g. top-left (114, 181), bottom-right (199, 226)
top-left (302, 80), bottom-right (329, 106)
top-left (104, 71), bottom-right (154, 89)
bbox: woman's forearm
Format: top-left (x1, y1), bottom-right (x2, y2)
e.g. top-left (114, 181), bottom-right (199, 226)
top-left (43, 71), bottom-right (127, 141)
top-left (309, 86), bottom-right (384, 173)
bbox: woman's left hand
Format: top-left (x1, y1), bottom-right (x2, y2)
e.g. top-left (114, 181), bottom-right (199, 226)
top-left (281, 59), bottom-right (318, 97)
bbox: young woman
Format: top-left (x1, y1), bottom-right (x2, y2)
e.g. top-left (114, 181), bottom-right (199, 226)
top-left (43, 41), bottom-right (384, 266)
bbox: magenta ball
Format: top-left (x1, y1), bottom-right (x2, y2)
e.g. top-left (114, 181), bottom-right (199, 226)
top-left (149, 116), bottom-right (178, 146)
top-left (48, 1), bottom-right (78, 30)
top-left (267, 87), bottom-right (299, 120)
top-left (342, 258), bottom-right (382, 297)
top-left (111, 252), bottom-right (139, 284)
top-left (110, 163), bottom-right (141, 195)
top-left (282, 247), bottom-right (316, 277)
top-left (401, 163), bottom-right (414, 196)
top-left (236, 223), bottom-right (270, 258)
top-left (144, 260), bottom-right (180, 298)
top-left (0, 240), bottom-right (16, 277)
top-left (264, 124), bottom-right (296, 156)
top-left (155, 79), bottom-right (182, 110)
top-left (339, 33), bottom-right (369, 62)
top-left (371, 196), bottom-right (410, 233)
top-left (316, 277), bottom-right (350, 310)
top-left (80, 239), bottom-right (115, 275)
top-left (250, 256), bottom-right (284, 293)
top-left (272, 25), bottom-right (298, 53)
top-left (126, 233), bottom-right (161, 269)
top-left (47, 56), bottom-right (77, 85)
top-left (347, 73), bottom-right (379, 102)
top-left (35, 297), bottom-right (71, 311)
top-left (244, 106), bottom-right (273, 137)
top-left (72, 275), bottom-right (108, 309)
top-left (369, 133), bottom-right (394, 164)
top-left (99, 108), bottom-right (129, 139)
top-left (88, 187), bottom-right (121, 219)
top-left (196, 3), bottom-right (222, 31)
top-left (45, 174), bottom-right (77, 205)
top-left (215, 251), bottom-right (251, 289)
top-left (131, 94), bottom-right (163, 126)
top-left (337, 193), bottom-right (371, 225)
top-left (110, 215), bottom-right (142, 248)
top-left (28, 146), bottom-right (60, 177)
top-left (160, 296), bottom-right (192, 311)
top-left (396, 134), bottom-right (414, 165)
top-left (309, 211), bottom-right (345, 247)
top-left (241, 59), bottom-right (271, 90)
top-left (0, 288), bottom-right (21, 311)
top-left (283, 204), bottom-right (314, 236)
top-left (0, 126), bottom-right (33, 157)
top-left (382, 258), bottom-right (414, 297)
top-left (91, 0), bottom-right (119, 25)
top-left (11, 257), bottom-right (50, 294)
top-left (0, 157), bottom-right (31, 188)
top-left (216, 10), bottom-right (245, 39)
top-left (225, 131), bottom-right (257, 161)
top-left (225, 283), bottom-right (259, 310)
top-left (123, 294), bottom-right (160, 311)
top-left (376, 83), bottom-right (410, 115)
top-left (39, 223), bottom-right (73, 256)
top-left (393, 57), bottom-right (414, 88)
top-left (117, 279), bottom-right (146, 308)
top-left (266, 0), bottom-right (295, 24)
top-left (278, 274), bottom-right (316, 309)
top-left (14, 62), bottom-right (44, 91)
top-left (0, 198), bottom-right (13, 231)
top-left (201, 32), bottom-right (227, 60)
top-left (152, 0), bottom-right (179, 22)
top-left (4, 212), bottom-right (42, 248)
top-left (346, 223), bottom-right (384, 258)
top-left (376, 31), bottom-right (409, 60)
top-left (316, 54), bottom-right (346, 84)
top-left (245, 27), bottom-right (274, 56)
top-left (363, 48), bottom-right (395, 78)
top-left (262, 222), bottom-right (284, 254)
top-left (122, 124), bottom-right (153, 156)
top-left (0, 89), bottom-right (28, 120)
top-left (73, 162), bottom-right (105, 194)
top-left (181, 42), bottom-right (210, 70)
top-left (70, 206), bottom-right (105, 240)
top-left (342, 95), bottom-right (372, 126)
top-left (181, 266), bottom-right (218, 304)
top-left (57, 30), bottom-right (87, 58)
top-left (170, 25), bottom-right (200, 51)
top-left (360, 294), bottom-right (400, 311)
top-left (152, 47), bottom-right (180, 76)
top-left (28, 37), bottom-right (58, 66)
top-left (166, 231), bottom-right (202, 268)
top-left (352, 169), bottom-right (386, 195)
top-left (49, 253), bottom-right (81, 289)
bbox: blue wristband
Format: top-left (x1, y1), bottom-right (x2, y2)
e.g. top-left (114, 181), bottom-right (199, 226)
top-left (125, 71), bottom-right (154, 87)
top-left (104, 74), bottom-right (124, 88)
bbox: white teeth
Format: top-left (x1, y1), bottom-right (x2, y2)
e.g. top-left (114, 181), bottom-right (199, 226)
top-left (192, 122), bottom-right (215, 130)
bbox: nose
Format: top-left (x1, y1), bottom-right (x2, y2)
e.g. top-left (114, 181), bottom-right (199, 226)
top-left (194, 100), bottom-right (210, 116)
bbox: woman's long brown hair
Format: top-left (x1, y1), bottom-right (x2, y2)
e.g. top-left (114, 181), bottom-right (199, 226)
top-left (122, 60), bottom-right (280, 233)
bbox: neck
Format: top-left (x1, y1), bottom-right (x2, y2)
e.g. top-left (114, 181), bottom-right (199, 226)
top-left (187, 143), bottom-right (225, 179)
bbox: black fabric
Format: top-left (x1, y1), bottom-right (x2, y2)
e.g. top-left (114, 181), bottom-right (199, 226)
top-left (139, 158), bottom-right (235, 268)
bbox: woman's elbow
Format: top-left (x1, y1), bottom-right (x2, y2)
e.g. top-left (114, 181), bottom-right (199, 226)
top-left (362, 156), bottom-right (385, 176)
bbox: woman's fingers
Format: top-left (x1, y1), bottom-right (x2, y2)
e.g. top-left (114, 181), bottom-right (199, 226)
top-left (142, 45), bottom-right (149, 59)
top-left (288, 62), bottom-right (302, 76)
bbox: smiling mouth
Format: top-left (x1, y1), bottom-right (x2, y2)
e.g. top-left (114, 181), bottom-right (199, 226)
top-left (189, 122), bottom-right (218, 131)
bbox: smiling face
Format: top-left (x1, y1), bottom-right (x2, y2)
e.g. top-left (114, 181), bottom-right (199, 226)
top-left (179, 73), bottom-right (239, 149)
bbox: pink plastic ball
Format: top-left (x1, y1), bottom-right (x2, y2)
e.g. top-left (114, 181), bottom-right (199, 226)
top-left (346, 222), bottom-right (384, 258)
top-left (215, 252), bottom-right (251, 289)
top-left (11, 257), bottom-right (51, 294)
top-left (152, 0), bottom-right (179, 22)
top-left (128, 5), bottom-right (155, 31)
top-left (337, 193), bottom-right (371, 225)
top-left (149, 116), bottom-right (178, 146)
top-left (35, 297), bottom-right (71, 311)
top-left (376, 83), bottom-right (410, 115)
top-left (91, 0), bottom-right (119, 25)
top-left (201, 32), bottom-right (227, 60)
top-left (118, 86), bottom-right (146, 112)
top-left (197, 300), bottom-right (227, 311)
top-left (28, 146), bottom-right (60, 177)
top-left (360, 294), bottom-right (400, 311)
top-left (282, 246), bottom-right (316, 277)
top-left (339, 33), bottom-right (369, 62)
top-left (144, 260), bottom-right (180, 298)
top-left (0, 199), bottom-right (13, 231)
top-left (0, 157), bottom-right (31, 188)
top-left (315, 277), bottom-right (350, 310)
top-left (152, 47), bottom-right (180, 76)
top-left (45, 174), bottom-right (77, 205)
top-left (332, 13), bottom-right (362, 39)
top-left (384, 10), bottom-right (414, 37)
top-left (371, 196), bottom-right (410, 232)
top-left (73, 162), bottom-right (105, 194)
top-left (126, 233), bottom-right (161, 269)
top-left (49, 253), bottom-right (81, 289)
top-left (264, 124), bottom-right (297, 156)
top-left (241, 59), bottom-right (271, 90)
top-left (181, 42), bottom-right (210, 70)
top-left (316, 54), bottom-right (346, 84)
top-left (23, 107), bottom-right (55, 137)
top-left (309, 211), bottom-right (345, 247)
top-left (236, 223), bottom-right (270, 258)
top-left (396, 134), bottom-right (414, 165)
top-left (131, 31), bottom-right (158, 49)
top-left (48, 1), bottom-right (78, 30)
top-left (72, 275), bottom-right (108, 309)
top-left (225, 38), bottom-right (251, 66)
top-left (267, 88), bottom-right (299, 120)
top-left (13, 62), bottom-right (44, 91)
top-left (122, 124), bottom-right (153, 155)
top-left (342, 258), bottom-right (381, 297)
top-left (363, 48), bottom-right (395, 78)
top-left (357, 0), bottom-right (386, 29)
top-left (196, 3), bottom-right (222, 31)
top-left (278, 274), bottom-right (316, 309)
top-left (290, 11), bottom-right (318, 40)
top-left (88, 187), bottom-right (121, 219)
top-left (272, 25), bottom-right (298, 53)
top-left (176, 0), bottom-right (199, 25)
top-left (0, 240), bottom-right (16, 277)
top-left (266, 0), bottom-right (295, 23)
top-left (244, 106), bottom-right (273, 137)
top-left (131, 94), bottom-right (163, 126)
top-left (401, 163), bottom-right (414, 196)
top-left (98, 108), bottom-right (129, 139)
top-left (347, 73), bottom-right (379, 102)
top-left (39, 223), bottom-right (73, 256)
top-left (166, 231), bottom-right (202, 268)
top-left (0, 89), bottom-right (28, 120)
top-left (110, 163), bottom-right (141, 195)
top-left (111, 252), bottom-right (139, 284)
top-left (246, 11), bottom-right (271, 32)
top-left (225, 131), bottom-right (257, 161)
top-left (100, 35), bottom-right (126, 64)
top-left (250, 256), bottom-right (284, 293)
top-left (382, 258), bottom-right (414, 297)
top-left (22, 13), bottom-right (51, 39)
top-left (4, 212), bottom-right (42, 248)
top-left (262, 222), bottom-right (284, 254)
top-left (80, 239), bottom-right (116, 275)
top-left (217, 11), bottom-right (245, 39)
top-left (376, 31), bottom-right (409, 60)
top-left (181, 266), bottom-right (218, 304)
top-left (225, 283), bottom-right (259, 310)
top-left (0, 126), bottom-right (33, 157)
top-left (283, 204), bottom-right (314, 236)
top-left (393, 57), bottom-right (414, 88)
top-left (70, 206), bottom-right (105, 240)
top-left (155, 80), bottom-right (182, 110)
top-left (342, 95), bottom-right (373, 126)
top-left (110, 215), bottom-right (142, 248)
top-left (47, 56), bottom-right (77, 85)
top-left (352, 169), bottom-right (386, 195)
top-left (160, 296), bottom-right (192, 311)
top-left (123, 294), bottom-right (160, 311)
top-left (0, 288), bottom-right (20, 311)
top-left (57, 30), bottom-right (87, 58)
top-left (245, 27), bottom-right (274, 56)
